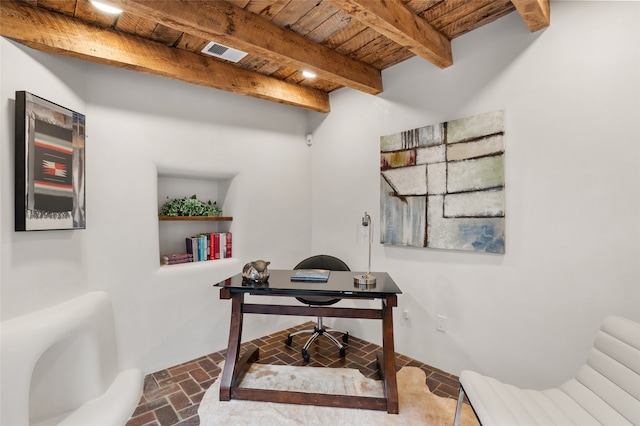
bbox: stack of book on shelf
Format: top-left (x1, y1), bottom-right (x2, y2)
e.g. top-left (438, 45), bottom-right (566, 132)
top-left (161, 232), bottom-right (232, 265)
top-left (161, 253), bottom-right (193, 265)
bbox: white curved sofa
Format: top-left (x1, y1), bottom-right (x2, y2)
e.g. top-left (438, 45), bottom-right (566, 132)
top-left (1, 292), bottom-right (143, 426)
top-left (454, 316), bottom-right (640, 425)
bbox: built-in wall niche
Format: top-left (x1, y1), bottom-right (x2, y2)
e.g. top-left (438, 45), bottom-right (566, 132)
top-left (157, 170), bottom-right (236, 266)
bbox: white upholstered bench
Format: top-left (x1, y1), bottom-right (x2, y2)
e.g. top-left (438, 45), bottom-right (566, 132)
top-left (454, 316), bottom-right (640, 426)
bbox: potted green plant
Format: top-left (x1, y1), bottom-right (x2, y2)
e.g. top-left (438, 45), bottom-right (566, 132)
top-left (159, 195), bottom-right (222, 217)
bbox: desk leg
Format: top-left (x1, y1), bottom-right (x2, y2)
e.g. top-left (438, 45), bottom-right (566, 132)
top-left (380, 296), bottom-right (399, 414)
top-left (219, 292), bottom-right (244, 401)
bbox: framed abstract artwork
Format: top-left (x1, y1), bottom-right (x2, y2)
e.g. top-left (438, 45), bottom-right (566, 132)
top-left (15, 91), bottom-right (86, 231)
top-left (380, 110), bottom-right (505, 253)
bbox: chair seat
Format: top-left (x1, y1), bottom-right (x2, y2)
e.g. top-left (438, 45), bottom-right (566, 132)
top-left (295, 296), bottom-right (340, 306)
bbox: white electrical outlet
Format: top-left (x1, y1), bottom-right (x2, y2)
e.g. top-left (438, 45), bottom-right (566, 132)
top-left (436, 315), bottom-right (447, 332)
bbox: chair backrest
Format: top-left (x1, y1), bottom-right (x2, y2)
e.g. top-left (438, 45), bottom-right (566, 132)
top-left (294, 255), bottom-right (350, 306)
top-left (567, 315), bottom-right (640, 425)
top-left (294, 254), bottom-right (351, 272)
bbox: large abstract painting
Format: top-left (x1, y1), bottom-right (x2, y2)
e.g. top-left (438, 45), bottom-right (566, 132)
top-left (380, 110), bottom-right (505, 253)
top-left (15, 91), bottom-right (86, 231)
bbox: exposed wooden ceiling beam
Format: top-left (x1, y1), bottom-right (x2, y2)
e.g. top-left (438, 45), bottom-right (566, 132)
top-left (511, 0), bottom-right (550, 32)
top-left (0, 1), bottom-right (330, 112)
top-left (326, 0), bottom-right (453, 69)
top-left (106, 0), bottom-right (383, 95)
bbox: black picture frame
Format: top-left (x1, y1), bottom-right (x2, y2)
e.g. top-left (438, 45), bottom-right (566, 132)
top-left (15, 91), bottom-right (86, 231)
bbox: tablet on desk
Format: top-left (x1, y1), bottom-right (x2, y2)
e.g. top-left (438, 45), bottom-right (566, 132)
top-left (290, 269), bottom-right (330, 282)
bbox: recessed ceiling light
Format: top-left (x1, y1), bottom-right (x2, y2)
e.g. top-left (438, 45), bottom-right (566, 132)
top-left (302, 70), bottom-right (317, 79)
top-left (91, 1), bottom-right (123, 14)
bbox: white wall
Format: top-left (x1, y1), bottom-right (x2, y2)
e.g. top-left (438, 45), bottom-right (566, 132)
top-left (83, 65), bottom-right (316, 372)
top-left (1, 38), bottom-right (314, 374)
top-left (2, 1), bottom-right (638, 387)
top-left (1, 39), bottom-right (90, 318)
top-left (309, 1), bottom-right (640, 389)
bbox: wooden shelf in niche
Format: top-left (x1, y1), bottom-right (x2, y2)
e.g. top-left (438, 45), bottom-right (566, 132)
top-left (158, 216), bottom-right (233, 221)
top-left (157, 172), bottom-right (236, 263)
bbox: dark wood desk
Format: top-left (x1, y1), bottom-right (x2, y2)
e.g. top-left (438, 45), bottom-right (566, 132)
top-left (215, 269), bottom-right (402, 414)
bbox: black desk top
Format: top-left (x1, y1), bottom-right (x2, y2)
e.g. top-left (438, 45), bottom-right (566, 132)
top-left (215, 269), bottom-right (402, 299)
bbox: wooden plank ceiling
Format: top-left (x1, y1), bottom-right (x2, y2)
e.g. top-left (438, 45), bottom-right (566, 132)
top-left (0, 0), bottom-right (549, 112)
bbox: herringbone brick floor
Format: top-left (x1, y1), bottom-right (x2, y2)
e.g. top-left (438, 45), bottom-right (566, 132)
top-left (125, 322), bottom-right (461, 426)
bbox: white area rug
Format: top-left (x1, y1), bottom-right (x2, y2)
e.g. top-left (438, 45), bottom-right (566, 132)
top-left (198, 363), bottom-right (479, 425)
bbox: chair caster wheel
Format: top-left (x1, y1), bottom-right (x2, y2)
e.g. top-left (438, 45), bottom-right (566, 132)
top-left (285, 335), bottom-right (293, 346)
top-left (342, 333), bottom-right (349, 343)
top-left (339, 347), bottom-right (346, 358)
top-left (302, 349), bottom-right (310, 362)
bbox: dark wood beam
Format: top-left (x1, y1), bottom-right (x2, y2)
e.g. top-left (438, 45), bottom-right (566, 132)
top-left (107, 0), bottom-right (383, 95)
top-left (511, 0), bottom-right (550, 32)
top-left (0, 1), bottom-right (330, 112)
top-left (326, 0), bottom-right (453, 69)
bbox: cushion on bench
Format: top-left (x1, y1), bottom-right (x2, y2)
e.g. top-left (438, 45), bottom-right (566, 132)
top-left (458, 316), bottom-right (640, 426)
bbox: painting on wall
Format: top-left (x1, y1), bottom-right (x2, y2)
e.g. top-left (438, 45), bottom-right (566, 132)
top-left (380, 110), bottom-right (505, 253)
top-left (15, 91), bottom-right (86, 231)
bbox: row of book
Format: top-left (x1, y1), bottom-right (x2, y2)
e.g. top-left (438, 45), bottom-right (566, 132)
top-left (161, 232), bottom-right (232, 265)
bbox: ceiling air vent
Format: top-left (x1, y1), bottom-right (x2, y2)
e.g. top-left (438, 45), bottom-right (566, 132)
top-left (201, 41), bottom-right (248, 63)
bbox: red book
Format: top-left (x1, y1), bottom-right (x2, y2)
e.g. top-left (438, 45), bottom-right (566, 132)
top-left (226, 232), bottom-right (232, 258)
top-left (213, 233), bottom-right (220, 260)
